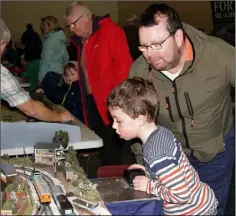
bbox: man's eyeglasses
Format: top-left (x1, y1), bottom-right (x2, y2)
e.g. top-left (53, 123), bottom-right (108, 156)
top-left (138, 34), bottom-right (173, 52)
top-left (66, 14), bottom-right (84, 29)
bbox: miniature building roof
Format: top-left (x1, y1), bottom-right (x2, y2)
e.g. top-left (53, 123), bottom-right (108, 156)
top-left (35, 142), bottom-right (61, 150)
top-left (0, 164), bottom-right (17, 177)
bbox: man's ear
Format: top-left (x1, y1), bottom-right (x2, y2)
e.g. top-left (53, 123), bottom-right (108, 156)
top-left (174, 29), bottom-right (184, 48)
top-left (0, 41), bottom-right (7, 56)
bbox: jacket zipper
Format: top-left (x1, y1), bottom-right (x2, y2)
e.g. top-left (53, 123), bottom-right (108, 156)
top-left (165, 97), bottom-right (174, 122)
top-left (61, 85), bottom-right (72, 106)
top-left (184, 92), bottom-right (195, 127)
top-left (150, 68), bottom-right (193, 151)
top-left (172, 81), bottom-right (191, 150)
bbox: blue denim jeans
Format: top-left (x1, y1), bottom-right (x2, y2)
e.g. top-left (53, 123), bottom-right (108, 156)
top-left (187, 127), bottom-right (235, 215)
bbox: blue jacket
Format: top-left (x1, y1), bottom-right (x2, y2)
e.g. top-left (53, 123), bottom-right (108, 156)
top-left (39, 30), bottom-right (69, 81)
top-left (41, 72), bottom-right (84, 123)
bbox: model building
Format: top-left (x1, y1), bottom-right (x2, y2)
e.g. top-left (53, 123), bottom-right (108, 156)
top-left (34, 142), bottom-right (61, 165)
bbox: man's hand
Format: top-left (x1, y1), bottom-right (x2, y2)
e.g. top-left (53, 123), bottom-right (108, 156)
top-left (17, 99), bottom-right (76, 123)
top-left (128, 164), bottom-right (146, 171)
top-left (133, 175), bottom-right (151, 193)
top-left (58, 111), bottom-right (75, 123)
top-left (36, 88), bottom-right (44, 94)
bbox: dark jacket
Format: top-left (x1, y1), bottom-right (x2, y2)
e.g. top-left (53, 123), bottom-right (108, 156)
top-left (21, 29), bottom-right (42, 62)
top-left (41, 72), bottom-right (84, 123)
top-left (123, 23), bottom-right (142, 61)
top-left (129, 23), bottom-right (235, 162)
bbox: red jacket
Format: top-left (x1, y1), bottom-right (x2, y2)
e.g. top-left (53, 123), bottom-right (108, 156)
top-left (71, 15), bottom-right (133, 125)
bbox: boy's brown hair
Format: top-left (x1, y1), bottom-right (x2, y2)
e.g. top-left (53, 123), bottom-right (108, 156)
top-left (63, 62), bottom-right (77, 75)
top-left (107, 77), bottom-right (160, 122)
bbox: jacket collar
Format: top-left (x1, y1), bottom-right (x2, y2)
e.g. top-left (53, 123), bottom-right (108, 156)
top-left (70, 14), bottom-right (110, 46)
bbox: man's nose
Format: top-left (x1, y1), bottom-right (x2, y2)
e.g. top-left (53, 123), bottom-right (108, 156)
top-left (112, 121), bottom-right (117, 130)
top-left (70, 26), bottom-right (75, 32)
top-left (146, 47), bottom-right (156, 58)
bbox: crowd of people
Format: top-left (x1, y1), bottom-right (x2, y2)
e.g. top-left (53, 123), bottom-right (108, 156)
top-left (1, 2), bottom-right (235, 215)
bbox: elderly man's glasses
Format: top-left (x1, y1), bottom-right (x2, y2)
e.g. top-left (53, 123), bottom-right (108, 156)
top-left (138, 34), bottom-right (173, 52)
top-left (66, 15), bottom-right (83, 28)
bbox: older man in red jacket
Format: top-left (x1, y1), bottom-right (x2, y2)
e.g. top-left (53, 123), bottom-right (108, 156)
top-left (65, 2), bottom-right (133, 165)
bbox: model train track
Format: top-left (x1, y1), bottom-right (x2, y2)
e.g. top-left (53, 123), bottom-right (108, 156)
top-left (21, 167), bottom-right (54, 189)
top-left (37, 204), bottom-right (46, 215)
top-left (41, 173), bottom-right (54, 189)
top-left (44, 205), bottom-right (54, 215)
top-left (16, 171), bottom-right (31, 179)
top-left (16, 170), bottom-right (53, 215)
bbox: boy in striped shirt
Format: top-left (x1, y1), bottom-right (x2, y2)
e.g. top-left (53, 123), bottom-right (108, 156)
top-left (107, 77), bottom-right (218, 215)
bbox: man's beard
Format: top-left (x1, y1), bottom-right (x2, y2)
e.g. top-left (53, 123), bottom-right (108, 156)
top-left (152, 48), bottom-right (181, 71)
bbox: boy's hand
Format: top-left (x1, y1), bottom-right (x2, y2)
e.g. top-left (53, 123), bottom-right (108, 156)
top-left (128, 164), bottom-right (145, 171)
top-left (133, 175), bottom-right (151, 192)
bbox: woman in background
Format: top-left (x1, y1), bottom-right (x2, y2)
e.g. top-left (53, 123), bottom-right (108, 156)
top-left (38, 16), bottom-right (69, 85)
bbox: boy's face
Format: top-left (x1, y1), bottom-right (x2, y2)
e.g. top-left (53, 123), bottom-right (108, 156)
top-left (109, 107), bottom-right (140, 140)
top-left (64, 68), bottom-right (78, 85)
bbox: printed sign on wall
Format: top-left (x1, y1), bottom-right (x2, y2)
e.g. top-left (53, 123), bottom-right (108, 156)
top-left (211, 1), bottom-right (235, 45)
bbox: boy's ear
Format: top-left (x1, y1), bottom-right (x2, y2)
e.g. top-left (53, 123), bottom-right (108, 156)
top-left (137, 115), bottom-right (146, 127)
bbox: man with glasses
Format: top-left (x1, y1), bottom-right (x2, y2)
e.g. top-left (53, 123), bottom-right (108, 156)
top-left (1, 19), bottom-right (75, 123)
top-left (129, 3), bottom-right (234, 215)
top-left (64, 2), bottom-right (133, 165)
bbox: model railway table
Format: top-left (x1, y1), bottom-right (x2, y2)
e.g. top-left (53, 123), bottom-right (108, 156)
top-left (1, 97), bottom-right (103, 156)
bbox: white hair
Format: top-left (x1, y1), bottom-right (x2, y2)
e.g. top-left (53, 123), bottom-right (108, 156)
top-left (64, 1), bottom-right (92, 19)
top-left (1, 19), bottom-right (11, 42)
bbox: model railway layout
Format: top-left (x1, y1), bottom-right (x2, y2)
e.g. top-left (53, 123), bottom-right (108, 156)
top-left (30, 169), bottom-right (75, 215)
top-left (31, 170), bottom-right (51, 204)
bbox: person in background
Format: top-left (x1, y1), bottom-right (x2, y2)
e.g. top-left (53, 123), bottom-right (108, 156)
top-left (129, 4), bottom-right (235, 215)
top-left (123, 13), bottom-right (141, 61)
top-left (0, 19), bottom-right (75, 123)
top-left (21, 23), bottom-right (42, 63)
top-left (107, 77), bottom-right (218, 215)
top-left (39, 16), bottom-right (69, 85)
top-left (2, 40), bottom-right (21, 68)
top-left (67, 39), bottom-right (78, 61)
top-left (15, 41), bottom-right (25, 58)
top-left (36, 62), bottom-right (84, 123)
top-left (64, 2), bottom-right (133, 165)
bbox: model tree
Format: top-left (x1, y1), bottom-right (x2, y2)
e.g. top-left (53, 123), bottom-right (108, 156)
top-left (65, 146), bottom-right (77, 165)
top-left (52, 130), bottom-right (69, 149)
top-left (64, 146), bottom-right (82, 172)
